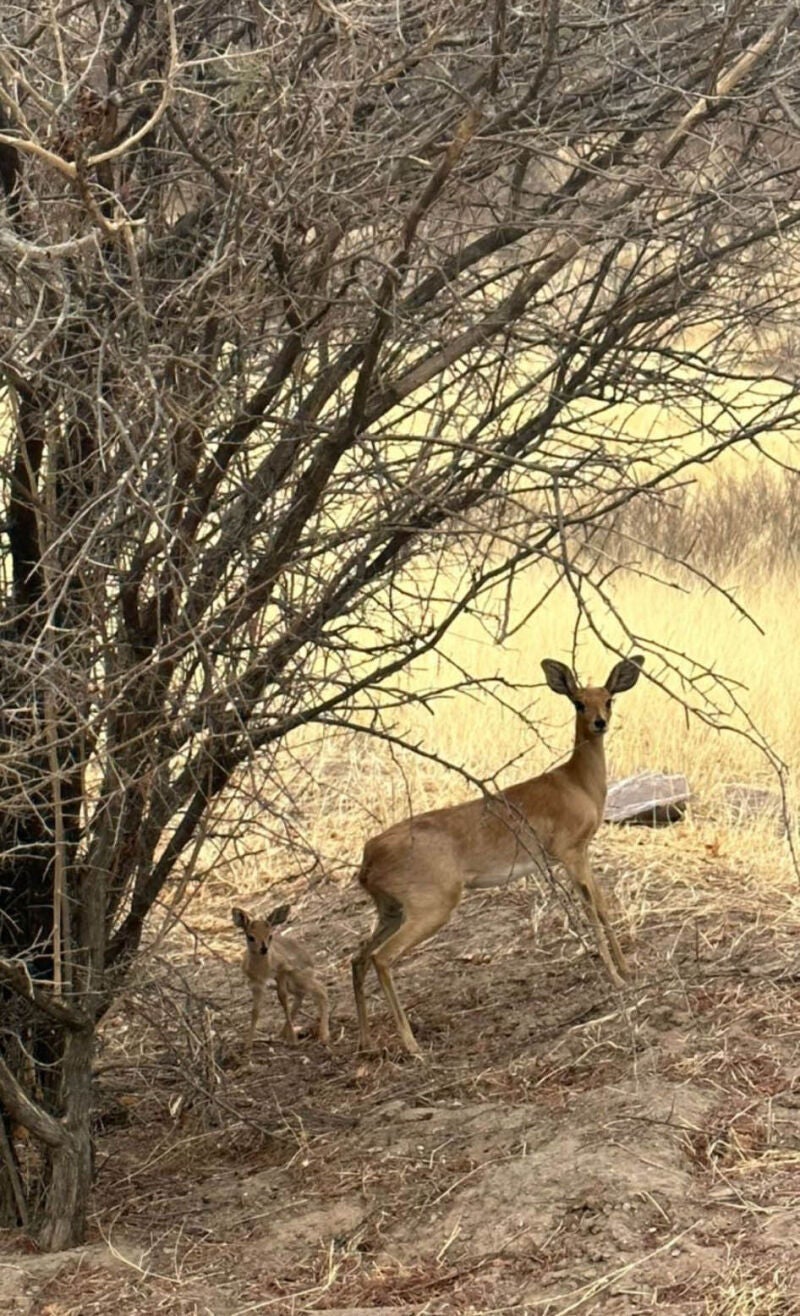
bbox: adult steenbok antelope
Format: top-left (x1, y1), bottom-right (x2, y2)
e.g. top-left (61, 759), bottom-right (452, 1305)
top-left (352, 654), bottom-right (644, 1056)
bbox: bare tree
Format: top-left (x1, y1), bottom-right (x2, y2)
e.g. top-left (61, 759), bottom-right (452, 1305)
top-left (2, 0), bottom-right (800, 1248)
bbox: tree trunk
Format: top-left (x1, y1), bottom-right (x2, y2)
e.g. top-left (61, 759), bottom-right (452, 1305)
top-left (38, 1026), bottom-right (95, 1252)
top-left (0, 1114), bottom-right (26, 1230)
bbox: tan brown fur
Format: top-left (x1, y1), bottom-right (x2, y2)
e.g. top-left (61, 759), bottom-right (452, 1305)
top-left (232, 904), bottom-right (330, 1051)
top-left (352, 655), bottom-right (644, 1056)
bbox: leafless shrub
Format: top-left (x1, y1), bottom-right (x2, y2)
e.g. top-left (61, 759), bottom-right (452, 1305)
top-left (2, 0), bottom-right (800, 1247)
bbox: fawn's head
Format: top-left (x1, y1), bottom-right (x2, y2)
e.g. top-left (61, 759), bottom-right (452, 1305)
top-left (541, 655), bottom-right (644, 739)
top-left (232, 903), bottom-right (291, 956)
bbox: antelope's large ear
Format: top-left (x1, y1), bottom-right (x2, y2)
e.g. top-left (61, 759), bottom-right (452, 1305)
top-left (267, 903), bottom-right (291, 928)
top-left (541, 659), bottom-right (579, 700)
top-left (605, 655), bottom-right (644, 695)
top-left (231, 906), bottom-right (247, 930)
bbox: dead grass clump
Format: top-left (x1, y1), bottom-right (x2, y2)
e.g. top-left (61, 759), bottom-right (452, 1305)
top-left (655, 1265), bottom-right (800, 1315)
top-left (686, 1111), bottom-right (772, 1174)
top-left (701, 1262), bottom-right (800, 1315)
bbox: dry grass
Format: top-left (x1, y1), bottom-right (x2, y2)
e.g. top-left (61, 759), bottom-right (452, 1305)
top-left (595, 463), bottom-right (800, 577)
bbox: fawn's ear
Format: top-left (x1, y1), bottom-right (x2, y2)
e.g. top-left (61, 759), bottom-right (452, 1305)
top-left (266, 903), bottom-right (291, 928)
top-left (541, 659), bottom-right (579, 700)
top-left (231, 906), bottom-right (248, 930)
top-left (605, 655), bottom-right (645, 695)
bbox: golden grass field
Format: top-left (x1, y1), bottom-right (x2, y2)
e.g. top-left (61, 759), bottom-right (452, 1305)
top-left (223, 518), bottom-right (800, 907)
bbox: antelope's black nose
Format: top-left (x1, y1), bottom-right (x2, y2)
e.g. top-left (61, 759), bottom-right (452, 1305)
top-left (594, 717), bottom-right (607, 732)
top-left (259, 945), bottom-right (268, 956)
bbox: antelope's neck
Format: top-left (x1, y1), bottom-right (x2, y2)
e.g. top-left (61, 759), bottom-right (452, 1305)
top-left (567, 731), bottom-right (607, 812)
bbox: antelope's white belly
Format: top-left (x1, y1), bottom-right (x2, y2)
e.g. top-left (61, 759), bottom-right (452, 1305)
top-left (466, 855), bottom-right (546, 889)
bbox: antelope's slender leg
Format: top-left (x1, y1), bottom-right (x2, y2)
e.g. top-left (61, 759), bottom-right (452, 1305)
top-left (370, 896), bottom-right (460, 1057)
top-left (562, 848), bottom-right (628, 986)
top-left (247, 982), bottom-right (264, 1056)
top-left (352, 906), bottom-right (402, 1051)
top-left (275, 972), bottom-right (297, 1044)
top-left (312, 983), bottom-right (330, 1044)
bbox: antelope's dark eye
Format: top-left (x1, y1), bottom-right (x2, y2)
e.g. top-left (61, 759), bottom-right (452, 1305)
top-left (574, 700), bottom-right (586, 713)
top-left (246, 933), bottom-right (254, 942)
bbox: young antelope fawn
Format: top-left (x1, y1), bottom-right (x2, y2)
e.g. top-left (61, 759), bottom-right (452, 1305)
top-left (352, 655), bottom-right (644, 1056)
top-left (232, 904), bottom-right (330, 1051)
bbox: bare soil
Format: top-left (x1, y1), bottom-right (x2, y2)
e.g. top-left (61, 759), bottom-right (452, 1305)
top-left (4, 832), bottom-right (800, 1315)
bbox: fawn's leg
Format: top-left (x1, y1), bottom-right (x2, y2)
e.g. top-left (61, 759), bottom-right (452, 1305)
top-left (275, 972), bottom-right (297, 1044)
top-left (246, 981), bottom-right (264, 1057)
top-left (312, 982), bottom-right (330, 1044)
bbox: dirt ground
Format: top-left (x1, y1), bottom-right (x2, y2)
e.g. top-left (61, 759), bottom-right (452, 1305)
top-left (3, 827), bottom-right (800, 1315)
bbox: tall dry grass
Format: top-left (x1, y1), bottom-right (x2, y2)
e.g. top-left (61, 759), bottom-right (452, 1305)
top-left (390, 558), bottom-right (797, 802)
top-left (593, 463), bottom-right (800, 576)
